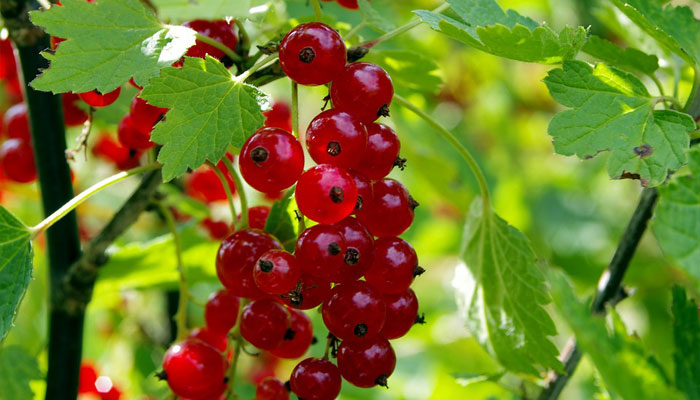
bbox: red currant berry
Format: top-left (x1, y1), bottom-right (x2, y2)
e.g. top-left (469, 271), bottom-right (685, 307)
top-left (240, 299), bottom-right (291, 350)
top-left (62, 93), bottom-right (89, 126)
top-left (364, 237), bottom-right (419, 294)
top-left (201, 218), bottom-right (231, 240)
top-left (182, 20), bottom-right (238, 64)
top-left (337, 0), bottom-right (363, 9)
top-left (0, 138), bottom-right (36, 183)
top-left (129, 96), bottom-right (167, 134)
top-left (248, 205), bottom-right (271, 230)
top-left (271, 308), bottom-right (313, 359)
top-left (380, 288), bottom-right (419, 339)
top-left (205, 289), bottom-right (241, 335)
top-left (256, 377), bottom-right (289, 400)
top-left (295, 224), bottom-right (346, 281)
top-left (188, 327), bottom-right (228, 353)
top-left (254, 250), bottom-right (302, 295)
top-left (356, 178), bottom-right (417, 237)
top-left (306, 109), bottom-right (368, 169)
top-left (330, 62), bottom-right (393, 123)
top-left (353, 123), bottom-right (401, 180)
top-left (3, 103), bottom-right (29, 140)
top-left (279, 23), bottom-right (346, 86)
top-left (116, 149), bottom-right (143, 170)
top-left (185, 166), bottom-right (235, 204)
top-left (333, 217), bottom-right (374, 283)
top-left (263, 101), bottom-right (292, 132)
top-left (118, 114), bottom-right (154, 150)
top-left (348, 170), bottom-right (372, 215)
top-left (78, 364), bottom-right (98, 394)
top-left (78, 88), bottom-right (121, 108)
top-left (162, 340), bottom-right (228, 399)
top-left (290, 358), bottom-right (341, 400)
top-left (322, 280), bottom-right (386, 341)
top-left (281, 273), bottom-right (331, 310)
top-left (0, 39), bottom-right (17, 81)
top-left (92, 134), bottom-right (130, 165)
top-left (216, 230), bottom-right (282, 293)
top-left (224, 264), bottom-right (270, 300)
top-left (295, 164), bottom-right (358, 224)
top-left (337, 336), bottom-right (396, 388)
top-left (239, 127), bottom-right (304, 193)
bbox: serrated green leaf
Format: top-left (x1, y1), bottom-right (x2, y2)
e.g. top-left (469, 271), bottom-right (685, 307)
top-left (582, 35), bottom-right (659, 76)
top-left (362, 49), bottom-right (442, 94)
top-left (29, 0), bottom-right (197, 93)
top-left (414, 0), bottom-right (587, 64)
top-left (671, 286), bottom-right (700, 399)
top-left (543, 60), bottom-right (694, 187)
top-left (455, 198), bottom-right (562, 376)
top-left (652, 148), bottom-right (700, 280)
top-left (0, 345), bottom-right (42, 400)
top-left (610, 0), bottom-right (700, 66)
top-left (358, 0), bottom-right (394, 33)
top-left (152, 0), bottom-right (250, 24)
top-left (264, 188), bottom-right (296, 251)
top-left (549, 272), bottom-right (684, 400)
top-left (140, 56), bottom-right (270, 181)
top-left (0, 207), bottom-right (33, 342)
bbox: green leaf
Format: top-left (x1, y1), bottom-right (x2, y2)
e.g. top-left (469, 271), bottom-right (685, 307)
top-left (582, 35), bottom-right (659, 76)
top-left (543, 60), bottom-right (694, 187)
top-left (29, 0), bottom-right (197, 93)
top-left (159, 184), bottom-right (211, 220)
top-left (362, 50), bottom-right (443, 94)
top-left (610, 0), bottom-right (700, 66)
top-left (264, 189), bottom-right (296, 251)
top-left (152, 0), bottom-right (250, 24)
top-left (0, 345), bottom-right (42, 400)
top-left (455, 198), bottom-right (562, 375)
top-left (357, 0), bottom-right (394, 33)
top-left (415, 0), bottom-right (587, 64)
top-left (140, 56), bottom-right (270, 181)
top-left (549, 272), bottom-right (684, 400)
top-left (671, 286), bottom-right (700, 399)
top-left (653, 148), bottom-right (700, 281)
top-left (0, 207), bottom-right (33, 342)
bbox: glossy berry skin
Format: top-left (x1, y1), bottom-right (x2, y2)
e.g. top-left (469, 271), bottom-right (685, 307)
top-left (3, 103), bottom-right (29, 140)
top-left (216, 230), bottom-right (282, 294)
top-left (337, 336), bottom-right (396, 388)
top-left (118, 115), bottom-right (154, 150)
top-left (295, 164), bottom-right (358, 224)
top-left (353, 123), bottom-right (401, 180)
top-left (263, 102), bottom-right (292, 132)
top-left (333, 217), bottom-right (374, 283)
top-left (185, 166), bottom-right (235, 204)
top-left (182, 20), bottom-right (238, 62)
top-left (0, 138), bottom-right (36, 183)
top-left (205, 289), bottom-right (241, 335)
top-left (201, 218), bottom-right (231, 240)
top-left (290, 358), bottom-right (342, 400)
top-left (365, 237), bottom-right (418, 294)
top-left (248, 206), bottom-right (270, 230)
top-left (357, 178), bottom-right (416, 237)
top-left (162, 340), bottom-right (228, 399)
top-left (239, 127), bottom-right (304, 193)
top-left (271, 308), bottom-right (313, 359)
top-left (295, 224), bottom-right (346, 282)
top-left (331, 62), bottom-right (394, 124)
top-left (381, 288), bottom-right (419, 339)
top-left (224, 265), bottom-right (270, 300)
top-left (306, 109), bottom-right (368, 169)
top-left (78, 88), bottom-right (121, 108)
top-left (240, 299), bottom-right (291, 350)
top-left (279, 23), bottom-right (346, 86)
top-left (322, 280), bottom-right (386, 341)
top-left (256, 377), bottom-right (289, 400)
top-left (337, 0), bottom-right (362, 9)
top-left (62, 93), bottom-right (89, 126)
top-left (254, 250), bottom-right (302, 295)
top-left (189, 327), bottom-right (228, 353)
top-left (348, 170), bottom-right (372, 215)
top-left (130, 96), bottom-right (167, 134)
top-left (281, 273), bottom-right (331, 310)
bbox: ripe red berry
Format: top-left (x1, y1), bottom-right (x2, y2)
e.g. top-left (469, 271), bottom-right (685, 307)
top-left (279, 22), bottom-right (346, 86)
top-left (295, 164), bottom-right (358, 224)
top-left (333, 217), bottom-right (374, 283)
top-left (356, 178), bottom-right (417, 237)
top-left (254, 250), bottom-right (302, 295)
top-left (129, 96), bottom-right (166, 134)
top-left (271, 309), bottom-right (313, 359)
top-left (295, 224), bottom-right (346, 282)
top-left (256, 377), bottom-right (290, 400)
top-left (201, 218), bottom-right (231, 240)
top-left (353, 123), bottom-right (401, 180)
top-left (92, 134), bottom-right (132, 165)
top-left (306, 109), bottom-right (368, 169)
top-left (116, 150), bottom-right (143, 170)
top-left (381, 288), bottom-right (419, 339)
top-left (188, 327), bottom-right (229, 353)
top-left (240, 299), bottom-right (291, 350)
top-left (205, 289), bottom-right (241, 335)
top-left (0, 138), bottom-right (36, 183)
top-left (118, 114), bottom-right (154, 150)
top-left (185, 166), bottom-right (235, 204)
top-left (322, 280), bottom-right (386, 341)
top-left (78, 88), bottom-right (121, 108)
top-left (364, 237), bottom-right (419, 294)
top-left (78, 364), bottom-right (99, 394)
top-left (216, 230), bottom-right (282, 294)
top-left (248, 205), bottom-right (271, 230)
top-left (162, 340), bottom-right (228, 399)
top-left (330, 62), bottom-right (393, 123)
top-left (337, 0), bottom-right (362, 9)
top-left (348, 170), bottom-right (372, 215)
top-left (263, 101), bottom-right (293, 132)
top-left (239, 127), bottom-right (304, 193)
top-left (62, 93), bottom-right (89, 126)
top-left (182, 20), bottom-right (238, 63)
top-left (281, 273), bottom-right (331, 310)
top-left (3, 103), bottom-right (29, 140)
top-left (0, 39), bottom-right (17, 81)
top-left (224, 264), bottom-right (270, 300)
top-left (337, 336), bottom-right (396, 388)
top-left (290, 358), bottom-right (342, 400)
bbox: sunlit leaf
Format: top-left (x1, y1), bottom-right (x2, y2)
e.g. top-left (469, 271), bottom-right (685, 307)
top-left (582, 35), bottom-right (659, 76)
top-left (0, 207), bottom-right (33, 342)
top-left (151, 0), bottom-right (250, 24)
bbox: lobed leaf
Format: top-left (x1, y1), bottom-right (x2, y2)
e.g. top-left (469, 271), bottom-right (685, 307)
top-left (0, 207), bottom-right (33, 343)
top-left (671, 286), bottom-right (700, 399)
top-left (582, 35), bottom-right (659, 77)
top-left (357, 0), bottom-right (394, 33)
top-left (151, 0), bottom-right (250, 24)
top-left (0, 345), bottom-right (42, 399)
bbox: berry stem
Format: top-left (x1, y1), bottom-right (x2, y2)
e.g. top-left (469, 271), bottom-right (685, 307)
top-left (237, 54), bottom-right (279, 82)
top-left (310, 0), bottom-right (323, 21)
top-left (355, 2), bottom-right (449, 49)
top-left (222, 156), bottom-right (249, 229)
top-left (226, 298), bottom-right (250, 400)
top-left (392, 94), bottom-right (490, 209)
top-left (291, 81), bottom-right (300, 138)
top-left (344, 21), bottom-right (366, 41)
top-left (234, 19), bottom-right (251, 59)
top-left (158, 202), bottom-right (189, 342)
top-left (29, 164), bottom-right (161, 239)
top-left (194, 32), bottom-right (242, 64)
top-left (205, 160), bottom-right (238, 223)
